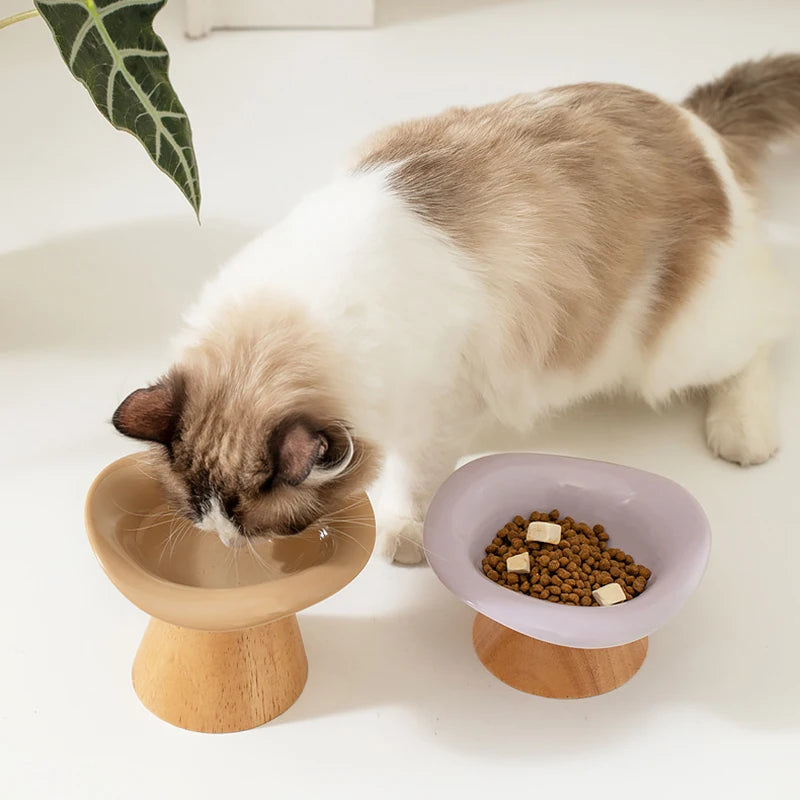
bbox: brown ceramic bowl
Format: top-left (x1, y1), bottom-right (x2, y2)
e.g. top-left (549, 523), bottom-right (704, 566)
top-left (85, 453), bottom-right (375, 632)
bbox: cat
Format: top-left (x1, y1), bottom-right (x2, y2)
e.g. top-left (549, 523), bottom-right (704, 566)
top-left (112, 55), bottom-right (800, 564)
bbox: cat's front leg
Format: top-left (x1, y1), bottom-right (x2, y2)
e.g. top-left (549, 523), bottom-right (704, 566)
top-left (375, 514), bottom-right (426, 565)
top-left (370, 444), bottom-right (463, 565)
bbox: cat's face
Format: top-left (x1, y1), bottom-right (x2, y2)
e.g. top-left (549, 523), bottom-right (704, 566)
top-left (112, 370), bottom-right (379, 547)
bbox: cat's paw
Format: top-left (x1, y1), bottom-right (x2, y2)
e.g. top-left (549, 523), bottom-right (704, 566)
top-left (706, 350), bottom-right (779, 467)
top-left (377, 517), bottom-right (427, 565)
top-left (706, 404), bottom-right (778, 466)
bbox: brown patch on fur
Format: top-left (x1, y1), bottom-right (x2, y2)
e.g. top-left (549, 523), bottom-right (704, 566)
top-left (120, 301), bottom-right (380, 539)
top-left (355, 83), bottom-right (731, 362)
top-left (684, 54), bottom-right (800, 187)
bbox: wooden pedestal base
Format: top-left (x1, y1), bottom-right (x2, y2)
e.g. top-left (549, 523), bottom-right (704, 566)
top-left (132, 614), bottom-right (308, 732)
top-left (472, 614), bottom-right (648, 698)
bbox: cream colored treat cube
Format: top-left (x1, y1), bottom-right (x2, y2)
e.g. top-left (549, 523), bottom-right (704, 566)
top-left (525, 521), bottom-right (562, 544)
top-left (592, 582), bottom-right (627, 606)
top-left (506, 552), bottom-right (531, 574)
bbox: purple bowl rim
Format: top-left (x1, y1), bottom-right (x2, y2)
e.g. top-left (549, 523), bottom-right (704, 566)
top-left (423, 452), bottom-right (712, 649)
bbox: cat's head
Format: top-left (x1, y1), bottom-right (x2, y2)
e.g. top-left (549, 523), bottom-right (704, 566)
top-left (112, 333), bottom-right (379, 547)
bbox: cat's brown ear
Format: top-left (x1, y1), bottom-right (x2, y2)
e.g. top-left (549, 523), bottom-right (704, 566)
top-left (112, 378), bottom-right (183, 445)
top-left (272, 418), bottom-right (327, 486)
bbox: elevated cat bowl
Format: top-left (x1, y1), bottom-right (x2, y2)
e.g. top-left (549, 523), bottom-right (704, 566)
top-left (424, 453), bottom-right (711, 698)
top-left (85, 454), bottom-right (375, 732)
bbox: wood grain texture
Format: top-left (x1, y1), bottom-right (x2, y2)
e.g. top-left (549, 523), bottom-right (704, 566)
top-left (472, 613), bottom-right (648, 698)
top-left (132, 614), bottom-right (308, 732)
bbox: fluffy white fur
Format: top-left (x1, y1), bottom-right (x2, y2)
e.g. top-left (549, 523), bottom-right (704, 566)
top-left (179, 115), bottom-right (789, 563)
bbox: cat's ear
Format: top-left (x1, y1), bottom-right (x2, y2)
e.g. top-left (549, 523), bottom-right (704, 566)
top-left (273, 419), bottom-right (328, 486)
top-left (273, 418), bottom-right (354, 487)
top-left (112, 377), bottom-right (184, 445)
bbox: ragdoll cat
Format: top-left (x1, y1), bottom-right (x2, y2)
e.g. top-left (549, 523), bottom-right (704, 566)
top-left (113, 55), bottom-right (800, 564)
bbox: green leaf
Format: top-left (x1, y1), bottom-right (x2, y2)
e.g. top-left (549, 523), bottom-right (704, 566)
top-left (34, 0), bottom-right (201, 217)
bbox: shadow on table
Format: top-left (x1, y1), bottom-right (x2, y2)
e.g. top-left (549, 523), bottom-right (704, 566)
top-left (0, 218), bottom-right (254, 354)
top-left (286, 564), bottom-right (798, 757)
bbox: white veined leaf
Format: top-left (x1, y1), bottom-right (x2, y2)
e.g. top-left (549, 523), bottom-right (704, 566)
top-left (34, 0), bottom-right (201, 216)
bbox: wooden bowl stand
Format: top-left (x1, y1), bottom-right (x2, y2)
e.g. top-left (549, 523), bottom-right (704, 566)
top-left (473, 613), bottom-right (648, 698)
top-left (132, 614), bottom-right (308, 733)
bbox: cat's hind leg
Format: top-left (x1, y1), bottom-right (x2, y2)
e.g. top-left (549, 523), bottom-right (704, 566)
top-left (705, 347), bottom-right (778, 466)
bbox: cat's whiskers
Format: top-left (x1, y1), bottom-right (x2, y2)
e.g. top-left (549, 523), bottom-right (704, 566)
top-left (326, 497), bottom-right (369, 517)
top-left (245, 537), bottom-right (281, 578)
top-left (133, 461), bottom-right (160, 482)
top-left (217, 538), bottom-right (235, 582)
top-left (315, 523), bottom-right (372, 557)
top-left (123, 510), bottom-right (181, 534)
top-left (232, 542), bottom-right (241, 585)
top-left (321, 516), bottom-right (375, 529)
top-left (112, 497), bottom-right (172, 519)
top-left (158, 513), bottom-right (184, 567)
top-left (168, 518), bottom-right (193, 561)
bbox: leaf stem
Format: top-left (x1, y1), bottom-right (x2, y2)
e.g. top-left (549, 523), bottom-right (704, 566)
top-left (0, 9), bottom-right (39, 31)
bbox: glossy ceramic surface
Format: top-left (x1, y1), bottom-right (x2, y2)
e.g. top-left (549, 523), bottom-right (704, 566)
top-left (424, 453), bottom-right (711, 648)
top-left (85, 454), bottom-right (375, 631)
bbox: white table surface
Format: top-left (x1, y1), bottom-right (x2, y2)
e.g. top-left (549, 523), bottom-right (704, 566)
top-left (1, 1), bottom-right (798, 797)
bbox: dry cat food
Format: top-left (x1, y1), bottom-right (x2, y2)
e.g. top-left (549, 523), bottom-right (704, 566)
top-left (481, 510), bottom-right (652, 606)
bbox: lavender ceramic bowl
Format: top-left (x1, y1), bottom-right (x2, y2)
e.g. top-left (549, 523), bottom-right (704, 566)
top-left (424, 453), bottom-right (711, 649)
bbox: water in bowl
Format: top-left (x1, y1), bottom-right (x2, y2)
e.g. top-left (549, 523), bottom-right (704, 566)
top-left (119, 504), bottom-right (337, 589)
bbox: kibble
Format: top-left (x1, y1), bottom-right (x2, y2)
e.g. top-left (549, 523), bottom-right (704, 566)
top-left (481, 510), bottom-right (652, 606)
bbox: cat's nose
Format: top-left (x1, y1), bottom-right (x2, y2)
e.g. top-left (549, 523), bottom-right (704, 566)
top-left (213, 525), bottom-right (246, 549)
top-left (195, 499), bottom-right (244, 548)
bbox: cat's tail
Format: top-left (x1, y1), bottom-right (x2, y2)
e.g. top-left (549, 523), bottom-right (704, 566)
top-left (684, 54), bottom-right (800, 171)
